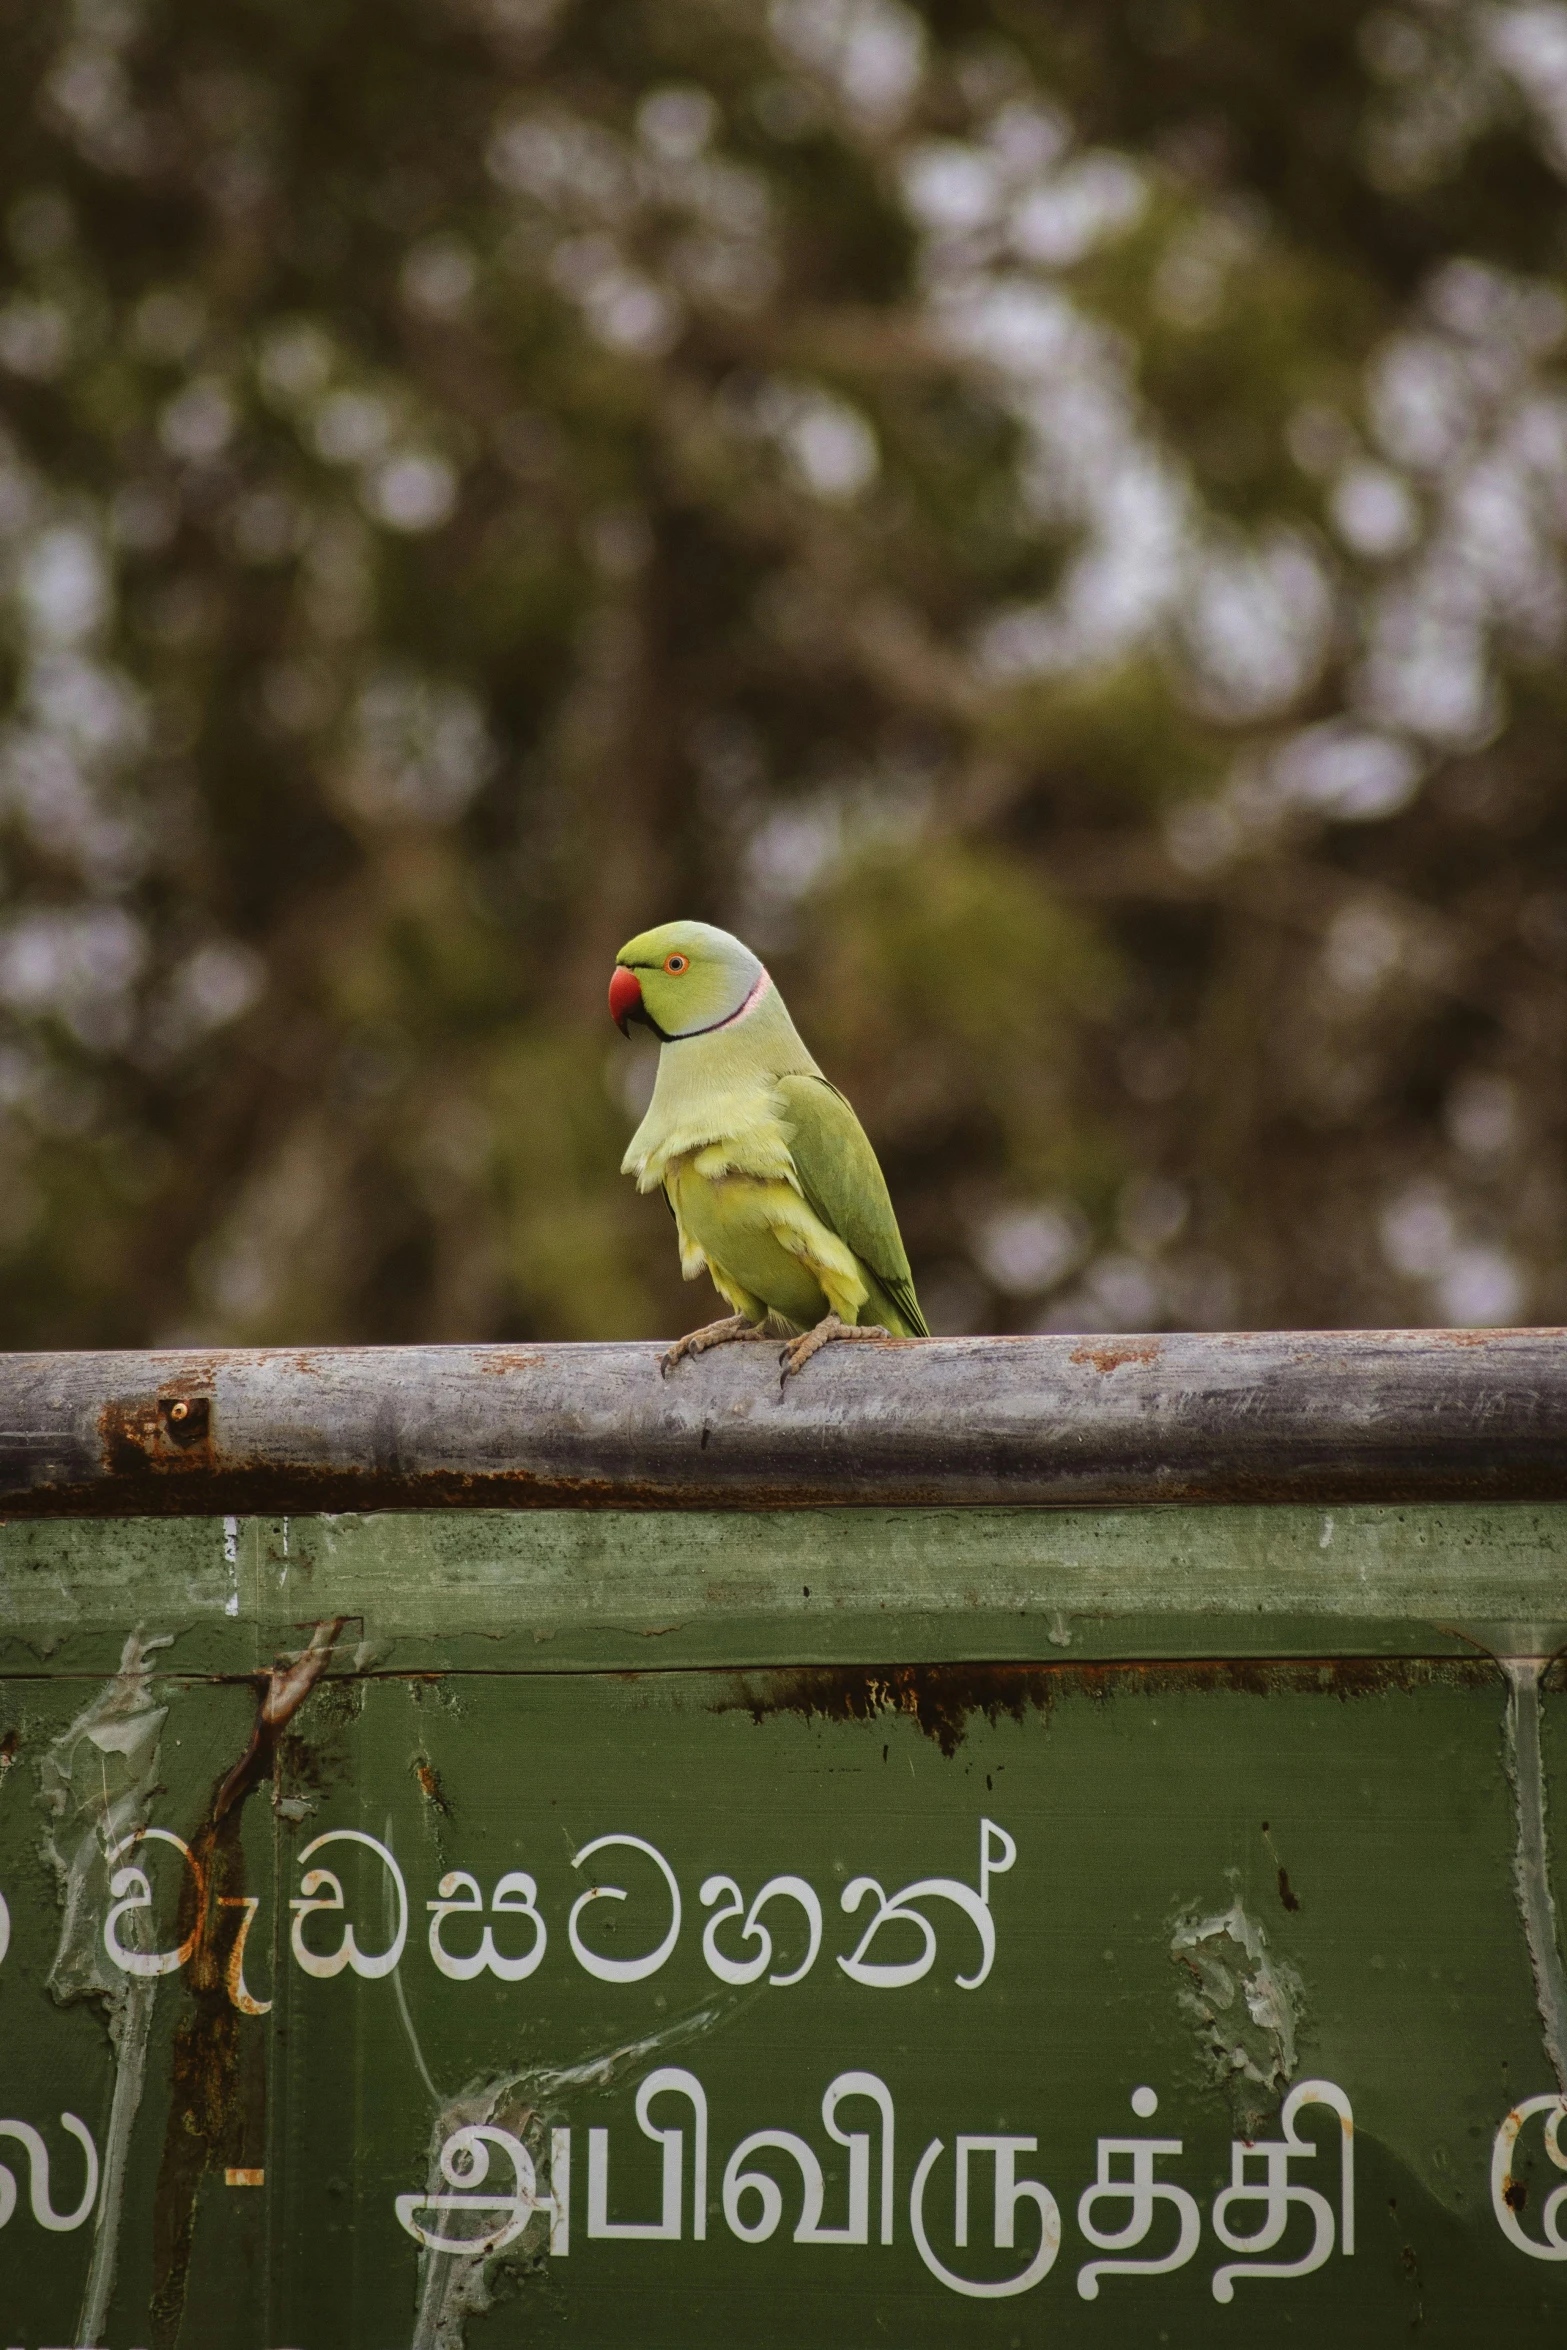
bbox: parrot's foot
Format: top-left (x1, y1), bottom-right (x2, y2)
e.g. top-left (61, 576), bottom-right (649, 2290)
top-left (777, 1312), bottom-right (888, 1384)
top-left (660, 1314), bottom-right (773, 1376)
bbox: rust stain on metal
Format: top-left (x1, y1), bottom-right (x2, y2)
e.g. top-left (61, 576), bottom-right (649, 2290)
top-left (99, 1385), bottom-right (217, 1482)
top-left (413, 1751), bottom-right (452, 1815)
top-left (16, 1451), bottom-right (1567, 1517)
top-left (159, 1394), bottom-right (209, 1447)
top-left (713, 1655), bottom-right (1498, 1759)
top-left (1070, 1340), bottom-right (1161, 1373)
top-left (149, 1836), bottom-right (248, 2336)
top-left (213, 1618), bottom-right (347, 1825)
top-left (150, 1618), bottom-right (346, 2344)
top-left (1261, 1821), bottom-right (1302, 1911)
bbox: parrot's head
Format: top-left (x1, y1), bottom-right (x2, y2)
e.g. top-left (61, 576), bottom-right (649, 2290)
top-left (609, 920), bottom-right (768, 1043)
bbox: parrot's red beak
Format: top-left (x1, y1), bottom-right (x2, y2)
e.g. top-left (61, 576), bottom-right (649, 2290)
top-left (608, 965), bottom-right (643, 1036)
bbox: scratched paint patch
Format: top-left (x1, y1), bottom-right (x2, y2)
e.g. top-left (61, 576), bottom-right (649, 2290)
top-left (1168, 1891), bottom-right (1306, 2129)
top-left (0, 1663), bottom-right (264, 2350)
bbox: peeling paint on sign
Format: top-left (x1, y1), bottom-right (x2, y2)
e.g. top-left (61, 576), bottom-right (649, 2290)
top-left (1169, 1894), bottom-right (1306, 2121)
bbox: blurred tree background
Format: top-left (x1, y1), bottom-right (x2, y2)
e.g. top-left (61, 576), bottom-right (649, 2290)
top-left (2, 0), bottom-right (1566, 1347)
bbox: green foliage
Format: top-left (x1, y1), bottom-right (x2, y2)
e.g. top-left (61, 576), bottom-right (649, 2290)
top-left (0, 0), bottom-right (1565, 1345)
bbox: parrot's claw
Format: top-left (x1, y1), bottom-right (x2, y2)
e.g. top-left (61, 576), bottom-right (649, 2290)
top-left (660, 1314), bottom-right (773, 1375)
top-left (777, 1313), bottom-right (888, 1385)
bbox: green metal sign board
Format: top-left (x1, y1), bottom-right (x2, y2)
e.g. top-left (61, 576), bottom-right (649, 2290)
top-left (0, 1344), bottom-right (1559, 2350)
top-left (1, 1336), bottom-right (1565, 2347)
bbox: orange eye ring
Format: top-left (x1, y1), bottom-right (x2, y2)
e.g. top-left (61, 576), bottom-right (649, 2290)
top-left (663, 953), bottom-right (689, 974)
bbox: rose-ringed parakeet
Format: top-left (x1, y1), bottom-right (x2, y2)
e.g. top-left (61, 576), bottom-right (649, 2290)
top-left (609, 919), bottom-right (927, 1377)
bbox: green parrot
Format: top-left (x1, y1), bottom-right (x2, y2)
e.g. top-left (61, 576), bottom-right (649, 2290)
top-left (609, 919), bottom-right (927, 1376)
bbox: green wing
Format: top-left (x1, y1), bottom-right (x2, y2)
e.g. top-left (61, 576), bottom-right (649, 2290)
top-left (776, 1074), bottom-right (928, 1337)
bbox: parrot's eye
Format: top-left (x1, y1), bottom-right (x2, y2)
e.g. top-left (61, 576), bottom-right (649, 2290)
top-left (663, 953), bottom-right (689, 974)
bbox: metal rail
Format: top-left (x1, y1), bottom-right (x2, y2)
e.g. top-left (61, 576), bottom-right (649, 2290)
top-left (1, 1327), bottom-right (1564, 1515)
